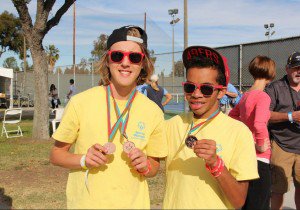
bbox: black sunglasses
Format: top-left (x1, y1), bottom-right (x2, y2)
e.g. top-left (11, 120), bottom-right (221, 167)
top-left (108, 50), bottom-right (144, 64)
top-left (182, 82), bottom-right (223, 96)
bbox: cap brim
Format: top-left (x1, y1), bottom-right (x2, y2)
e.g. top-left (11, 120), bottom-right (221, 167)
top-left (182, 46), bottom-right (229, 85)
top-left (288, 62), bottom-right (300, 69)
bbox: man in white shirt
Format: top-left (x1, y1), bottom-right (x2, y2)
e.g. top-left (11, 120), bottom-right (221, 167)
top-left (67, 79), bottom-right (77, 99)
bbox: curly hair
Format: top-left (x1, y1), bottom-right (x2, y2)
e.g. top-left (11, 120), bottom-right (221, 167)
top-left (98, 28), bottom-right (154, 86)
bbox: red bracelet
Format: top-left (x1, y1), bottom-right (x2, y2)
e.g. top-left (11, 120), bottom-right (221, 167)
top-left (205, 156), bottom-right (224, 177)
top-left (138, 159), bottom-right (152, 176)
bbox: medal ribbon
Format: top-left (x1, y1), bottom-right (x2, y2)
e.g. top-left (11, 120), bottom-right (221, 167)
top-left (188, 109), bottom-right (220, 135)
top-left (106, 85), bottom-right (136, 141)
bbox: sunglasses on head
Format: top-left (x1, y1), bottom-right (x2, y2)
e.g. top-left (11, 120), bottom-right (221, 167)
top-left (182, 82), bottom-right (224, 96)
top-left (108, 50), bottom-right (145, 64)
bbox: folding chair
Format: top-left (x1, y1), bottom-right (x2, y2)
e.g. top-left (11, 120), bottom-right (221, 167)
top-left (1, 108), bottom-right (23, 138)
top-left (49, 108), bottom-right (64, 133)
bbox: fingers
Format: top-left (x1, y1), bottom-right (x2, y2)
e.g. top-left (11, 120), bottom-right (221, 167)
top-left (85, 144), bottom-right (108, 168)
top-left (128, 148), bottom-right (148, 171)
top-left (193, 139), bottom-right (217, 167)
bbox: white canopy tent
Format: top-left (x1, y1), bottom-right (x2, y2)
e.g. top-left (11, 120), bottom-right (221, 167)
top-left (0, 67), bottom-right (14, 108)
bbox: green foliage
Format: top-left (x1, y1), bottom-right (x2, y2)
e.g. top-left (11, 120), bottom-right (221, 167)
top-left (0, 11), bottom-right (27, 59)
top-left (2, 56), bottom-right (20, 71)
top-left (91, 34), bottom-right (108, 61)
top-left (174, 60), bottom-right (184, 77)
top-left (45, 44), bottom-right (60, 72)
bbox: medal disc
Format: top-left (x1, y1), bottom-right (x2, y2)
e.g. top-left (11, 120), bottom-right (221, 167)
top-left (185, 135), bottom-right (197, 148)
top-left (123, 141), bottom-right (135, 153)
top-left (104, 142), bottom-right (116, 154)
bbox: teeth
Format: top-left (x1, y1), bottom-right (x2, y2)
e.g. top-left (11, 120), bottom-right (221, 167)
top-left (119, 70), bottom-right (131, 75)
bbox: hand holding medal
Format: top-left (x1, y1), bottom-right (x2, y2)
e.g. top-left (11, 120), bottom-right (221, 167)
top-left (193, 139), bottom-right (218, 167)
top-left (84, 143), bottom-right (109, 168)
top-left (127, 148), bottom-right (149, 174)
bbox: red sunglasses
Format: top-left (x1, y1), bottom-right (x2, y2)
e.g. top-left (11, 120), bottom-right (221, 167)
top-left (108, 50), bottom-right (145, 64)
top-left (182, 82), bottom-right (223, 96)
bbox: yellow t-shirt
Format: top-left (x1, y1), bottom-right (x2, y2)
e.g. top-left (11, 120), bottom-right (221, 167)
top-left (163, 112), bottom-right (259, 209)
top-left (53, 86), bottom-right (167, 209)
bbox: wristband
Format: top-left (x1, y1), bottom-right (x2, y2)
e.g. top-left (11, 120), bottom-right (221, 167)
top-left (288, 112), bottom-right (294, 123)
top-left (138, 159), bottom-right (152, 176)
top-left (205, 156), bottom-right (225, 178)
top-left (80, 155), bottom-right (88, 170)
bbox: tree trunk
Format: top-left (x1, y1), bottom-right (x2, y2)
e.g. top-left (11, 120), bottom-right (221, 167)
top-left (30, 47), bottom-right (49, 140)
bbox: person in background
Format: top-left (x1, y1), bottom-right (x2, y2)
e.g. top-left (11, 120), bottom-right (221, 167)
top-left (229, 55), bottom-right (276, 210)
top-left (49, 84), bottom-right (60, 109)
top-left (66, 79), bottom-right (77, 99)
top-left (163, 46), bottom-right (258, 209)
top-left (144, 74), bottom-right (172, 112)
top-left (265, 51), bottom-right (300, 210)
top-left (136, 77), bottom-right (150, 94)
top-left (50, 25), bottom-right (167, 209)
top-left (220, 82), bottom-right (242, 112)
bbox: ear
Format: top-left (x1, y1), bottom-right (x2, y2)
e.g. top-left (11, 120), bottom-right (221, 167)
top-left (217, 87), bottom-right (227, 99)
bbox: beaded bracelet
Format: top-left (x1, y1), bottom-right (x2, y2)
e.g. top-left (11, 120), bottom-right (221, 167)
top-left (205, 155), bottom-right (224, 178)
top-left (138, 159), bottom-right (152, 176)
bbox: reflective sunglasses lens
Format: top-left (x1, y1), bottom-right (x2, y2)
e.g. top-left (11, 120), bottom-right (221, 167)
top-left (200, 85), bottom-right (214, 95)
top-left (129, 53), bottom-right (143, 63)
top-left (184, 83), bottom-right (196, 93)
top-left (110, 51), bottom-right (124, 62)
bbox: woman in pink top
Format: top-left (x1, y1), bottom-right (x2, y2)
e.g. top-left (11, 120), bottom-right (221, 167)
top-left (229, 55), bottom-right (276, 210)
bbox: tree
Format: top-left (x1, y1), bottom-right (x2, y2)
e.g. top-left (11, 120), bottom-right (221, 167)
top-left (91, 34), bottom-right (108, 61)
top-left (174, 60), bottom-right (184, 77)
top-left (3, 56), bottom-right (20, 71)
top-left (149, 49), bottom-right (156, 66)
top-left (0, 11), bottom-right (26, 58)
top-left (45, 44), bottom-right (60, 73)
top-left (12, 0), bottom-right (75, 139)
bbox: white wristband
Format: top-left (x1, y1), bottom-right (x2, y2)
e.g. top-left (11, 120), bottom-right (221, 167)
top-left (288, 112), bottom-right (294, 123)
top-left (80, 155), bottom-right (88, 170)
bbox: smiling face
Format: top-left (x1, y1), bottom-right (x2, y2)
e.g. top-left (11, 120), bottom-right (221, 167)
top-left (185, 67), bottom-right (226, 119)
top-left (108, 41), bottom-right (143, 90)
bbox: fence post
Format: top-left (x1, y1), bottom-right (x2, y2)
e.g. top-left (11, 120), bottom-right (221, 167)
top-left (239, 44), bottom-right (243, 91)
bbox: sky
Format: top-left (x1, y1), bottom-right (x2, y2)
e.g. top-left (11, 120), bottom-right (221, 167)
top-left (1, 0), bottom-right (300, 75)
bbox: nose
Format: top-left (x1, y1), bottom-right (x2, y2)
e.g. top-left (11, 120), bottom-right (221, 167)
top-left (121, 55), bottom-right (131, 66)
top-left (191, 86), bottom-right (204, 98)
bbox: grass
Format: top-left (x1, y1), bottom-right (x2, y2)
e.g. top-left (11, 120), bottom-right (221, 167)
top-left (0, 114), bottom-right (175, 209)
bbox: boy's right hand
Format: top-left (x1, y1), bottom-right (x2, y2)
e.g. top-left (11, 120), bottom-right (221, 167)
top-left (85, 144), bottom-right (108, 168)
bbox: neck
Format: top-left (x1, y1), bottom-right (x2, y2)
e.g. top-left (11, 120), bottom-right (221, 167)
top-left (249, 79), bottom-right (268, 91)
top-left (109, 82), bottom-right (136, 100)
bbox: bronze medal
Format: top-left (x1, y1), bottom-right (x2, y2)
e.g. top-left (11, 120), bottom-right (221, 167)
top-left (123, 141), bottom-right (135, 153)
top-left (104, 142), bottom-right (116, 154)
top-left (185, 135), bottom-right (197, 148)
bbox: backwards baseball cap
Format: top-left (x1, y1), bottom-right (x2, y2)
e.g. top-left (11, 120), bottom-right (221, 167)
top-left (182, 46), bottom-right (229, 86)
top-left (107, 25), bottom-right (147, 49)
top-left (287, 52), bottom-right (300, 69)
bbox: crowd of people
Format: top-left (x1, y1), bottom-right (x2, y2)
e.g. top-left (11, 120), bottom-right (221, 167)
top-left (49, 25), bottom-right (300, 209)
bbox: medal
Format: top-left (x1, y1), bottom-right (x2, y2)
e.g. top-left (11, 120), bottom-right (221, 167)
top-left (185, 110), bottom-right (220, 149)
top-left (105, 85), bottom-right (137, 154)
top-left (104, 142), bottom-right (116, 154)
top-left (123, 141), bottom-right (135, 153)
top-left (185, 135), bottom-right (197, 148)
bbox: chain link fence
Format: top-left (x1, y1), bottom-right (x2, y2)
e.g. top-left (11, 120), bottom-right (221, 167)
top-left (11, 35), bottom-right (300, 109)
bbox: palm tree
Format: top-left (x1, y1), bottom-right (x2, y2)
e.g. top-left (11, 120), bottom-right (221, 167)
top-left (45, 44), bottom-right (60, 73)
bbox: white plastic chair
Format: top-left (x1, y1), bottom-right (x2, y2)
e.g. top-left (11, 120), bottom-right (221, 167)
top-left (1, 108), bottom-right (23, 138)
top-left (49, 108), bottom-right (64, 133)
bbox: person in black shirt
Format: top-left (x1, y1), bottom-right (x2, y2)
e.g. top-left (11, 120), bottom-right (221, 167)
top-left (265, 51), bottom-right (300, 210)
